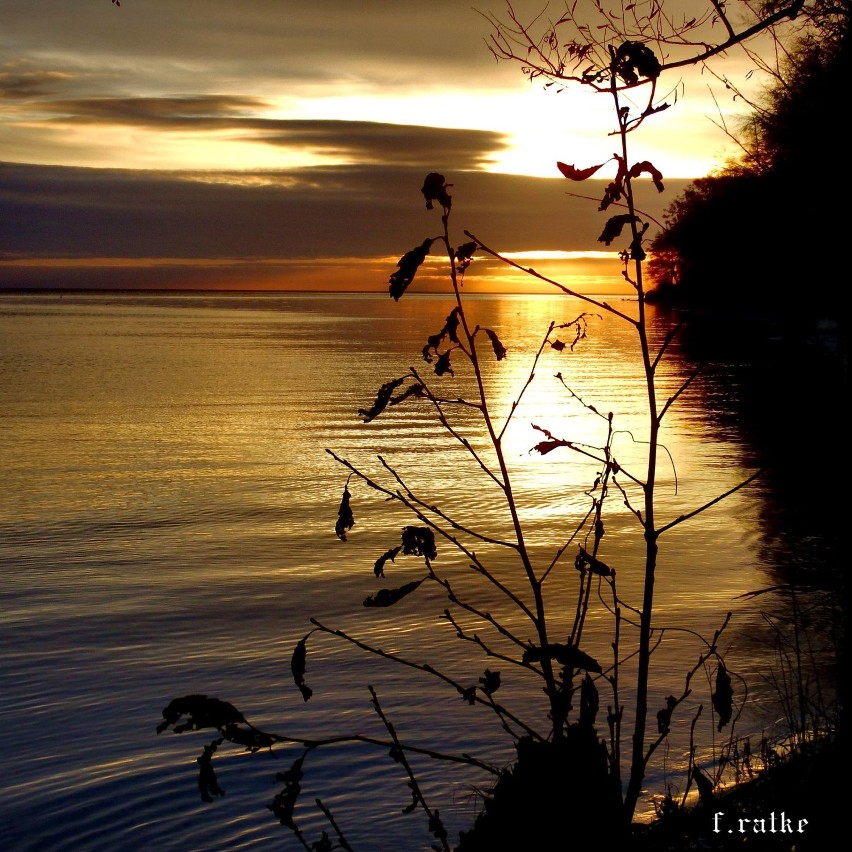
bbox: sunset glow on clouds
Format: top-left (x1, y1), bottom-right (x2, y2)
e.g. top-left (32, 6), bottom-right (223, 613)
top-left (0, 0), bottom-right (784, 292)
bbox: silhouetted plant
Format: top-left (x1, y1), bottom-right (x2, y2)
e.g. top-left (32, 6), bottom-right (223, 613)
top-left (153, 2), bottom-right (817, 848)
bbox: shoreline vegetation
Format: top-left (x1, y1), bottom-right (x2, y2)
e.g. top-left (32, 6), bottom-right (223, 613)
top-left (635, 733), bottom-right (842, 850)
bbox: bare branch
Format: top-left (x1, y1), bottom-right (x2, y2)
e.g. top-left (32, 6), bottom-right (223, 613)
top-left (369, 686), bottom-right (451, 852)
top-left (658, 365), bottom-right (702, 421)
top-left (379, 455), bottom-right (516, 550)
top-left (310, 618), bottom-right (544, 742)
top-left (657, 469), bottom-right (763, 535)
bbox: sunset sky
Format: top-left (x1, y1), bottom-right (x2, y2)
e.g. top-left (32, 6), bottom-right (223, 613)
top-left (0, 0), bottom-right (779, 293)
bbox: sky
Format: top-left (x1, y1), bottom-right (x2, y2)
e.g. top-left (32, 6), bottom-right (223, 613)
top-left (0, 0), bottom-right (785, 293)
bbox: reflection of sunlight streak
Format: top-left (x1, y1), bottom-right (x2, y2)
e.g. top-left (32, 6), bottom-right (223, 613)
top-left (467, 298), bottom-right (650, 546)
top-left (464, 254), bottom-right (634, 295)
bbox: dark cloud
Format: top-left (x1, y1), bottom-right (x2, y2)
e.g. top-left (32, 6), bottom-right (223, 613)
top-left (0, 64), bottom-right (72, 99)
top-left (47, 95), bottom-right (269, 123)
top-left (242, 121), bottom-right (508, 169)
top-left (0, 157), bottom-right (686, 266)
top-left (40, 97), bottom-right (508, 168)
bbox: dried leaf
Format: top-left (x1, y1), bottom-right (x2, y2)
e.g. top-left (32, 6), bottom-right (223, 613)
top-left (656, 695), bottom-right (677, 734)
top-left (550, 339), bottom-right (566, 352)
top-left (598, 155), bottom-right (628, 210)
top-left (579, 673), bottom-right (599, 727)
top-left (422, 333), bottom-right (443, 363)
top-left (363, 578), bottom-right (425, 607)
top-left (434, 350), bottom-right (453, 377)
top-left (444, 307), bottom-right (461, 343)
top-left (479, 669), bottom-right (501, 696)
top-left (556, 161), bottom-right (606, 180)
top-left (532, 439), bottom-right (567, 456)
top-left (390, 383), bottom-right (424, 406)
top-left (712, 663), bottom-right (734, 731)
top-left (421, 172), bottom-right (452, 211)
top-left (389, 238), bottom-right (434, 301)
top-left (197, 738), bottom-right (225, 802)
top-left (157, 695), bottom-right (245, 734)
top-left (422, 308), bottom-right (462, 363)
top-left (455, 241), bottom-right (476, 263)
top-left (599, 180), bottom-right (623, 211)
top-left (268, 755), bottom-right (305, 829)
top-left (291, 634), bottom-right (313, 702)
top-left (575, 546), bottom-right (614, 577)
top-left (482, 328), bottom-right (507, 361)
top-left (598, 214), bottom-right (639, 246)
top-left (374, 545), bottom-right (402, 578)
top-left (401, 526), bottom-right (437, 560)
top-left (358, 375), bottom-right (407, 422)
top-left (629, 160), bottom-right (665, 192)
top-left (612, 40), bottom-right (661, 84)
top-left (459, 685), bottom-right (477, 705)
top-left (335, 483), bottom-right (354, 541)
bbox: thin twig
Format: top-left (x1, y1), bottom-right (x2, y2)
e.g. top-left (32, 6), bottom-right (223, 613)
top-left (656, 469), bottom-right (762, 535)
top-left (310, 618), bottom-right (544, 742)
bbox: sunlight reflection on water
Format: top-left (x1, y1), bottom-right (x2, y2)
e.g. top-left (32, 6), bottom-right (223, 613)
top-left (0, 291), bottom-right (785, 850)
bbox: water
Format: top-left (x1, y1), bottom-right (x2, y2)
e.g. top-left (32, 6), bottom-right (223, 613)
top-left (0, 290), bottom-right (800, 850)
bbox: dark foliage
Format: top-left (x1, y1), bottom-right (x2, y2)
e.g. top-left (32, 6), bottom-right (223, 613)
top-left (633, 738), bottom-right (843, 851)
top-left (374, 545), bottom-right (402, 578)
top-left (712, 663), bottom-right (734, 731)
top-left (363, 578), bottom-right (425, 608)
top-left (421, 172), bottom-right (452, 211)
top-left (656, 695), bottom-right (677, 735)
top-left (268, 755), bottom-right (306, 829)
top-left (478, 669), bottom-right (501, 696)
top-left (291, 634), bottom-right (313, 702)
top-left (157, 694), bottom-right (245, 734)
top-left (628, 160), bottom-right (664, 192)
top-left (357, 376), bottom-right (407, 423)
top-left (335, 482), bottom-right (354, 541)
top-left (389, 239), bottom-right (434, 301)
top-left (197, 739), bottom-right (226, 802)
top-left (400, 525), bottom-right (437, 560)
top-left (557, 160), bottom-right (607, 180)
top-left (481, 328), bottom-right (507, 361)
top-left (434, 350), bottom-right (454, 377)
top-left (599, 213), bottom-right (640, 246)
top-left (457, 732), bottom-right (623, 850)
top-left (610, 40), bottom-right (661, 84)
top-left (454, 241), bottom-right (477, 272)
top-left (422, 308), bottom-right (462, 364)
top-left (648, 13), bottom-right (850, 319)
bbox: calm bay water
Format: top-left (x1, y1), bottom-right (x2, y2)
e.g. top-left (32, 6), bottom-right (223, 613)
top-left (1, 291), bottom-right (789, 850)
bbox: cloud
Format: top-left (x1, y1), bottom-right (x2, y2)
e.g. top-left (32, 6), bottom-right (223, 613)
top-left (244, 121), bottom-right (507, 169)
top-left (37, 97), bottom-right (508, 168)
top-left (0, 63), bottom-right (73, 99)
top-left (1, 1), bottom-right (513, 92)
top-left (0, 155), bottom-right (687, 265)
top-left (47, 95), bottom-right (269, 124)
